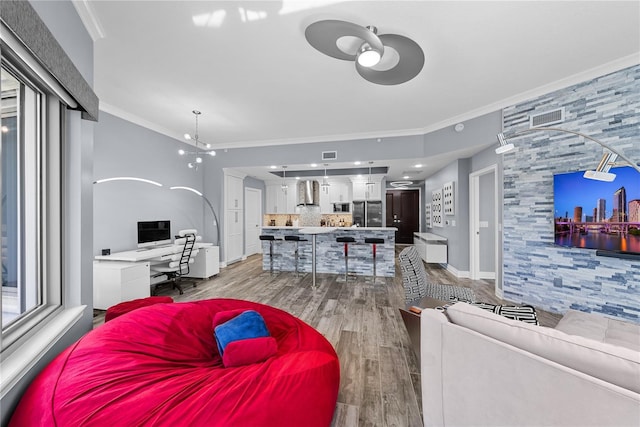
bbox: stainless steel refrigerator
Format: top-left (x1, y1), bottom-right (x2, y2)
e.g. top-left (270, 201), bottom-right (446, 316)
top-left (352, 200), bottom-right (382, 227)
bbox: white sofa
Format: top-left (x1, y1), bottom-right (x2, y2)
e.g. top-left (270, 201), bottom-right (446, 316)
top-left (420, 302), bottom-right (640, 426)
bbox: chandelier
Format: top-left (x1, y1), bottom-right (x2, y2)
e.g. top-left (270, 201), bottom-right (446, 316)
top-left (178, 110), bottom-right (216, 169)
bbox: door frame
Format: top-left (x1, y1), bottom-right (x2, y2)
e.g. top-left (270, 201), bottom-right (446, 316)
top-left (244, 187), bottom-right (262, 256)
top-left (469, 164), bottom-right (501, 297)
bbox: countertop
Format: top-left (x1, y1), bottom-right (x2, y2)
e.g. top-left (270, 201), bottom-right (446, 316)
top-left (261, 226), bottom-right (398, 231)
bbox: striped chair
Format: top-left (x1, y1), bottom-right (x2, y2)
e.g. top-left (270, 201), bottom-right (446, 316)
top-left (398, 246), bottom-right (475, 305)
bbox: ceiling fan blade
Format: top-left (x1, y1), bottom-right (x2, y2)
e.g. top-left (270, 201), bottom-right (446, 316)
top-left (356, 34), bottom-right (425, 85)
top-left (305, 20), bottom-right (384, 61)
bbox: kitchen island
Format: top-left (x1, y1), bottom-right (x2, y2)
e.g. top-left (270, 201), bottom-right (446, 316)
top-left (259, 226), bottom-right (397, 278)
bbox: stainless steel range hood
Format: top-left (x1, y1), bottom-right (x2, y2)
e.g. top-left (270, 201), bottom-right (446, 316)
top-left (297, 180), bottom-right (319, 205)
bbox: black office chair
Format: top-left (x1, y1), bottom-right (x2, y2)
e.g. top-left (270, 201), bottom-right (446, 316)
top-left (151, 230), bottom-right (198, 294)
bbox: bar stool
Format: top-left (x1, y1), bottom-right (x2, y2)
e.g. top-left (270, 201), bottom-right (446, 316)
top-left (284, 235), bottom-right (308, 277)
top-left (364, 237), bottom-right (385, 283)
top-left (259, 235), bottom-right (278, 275)
top-left (336, 236), bottom-right (356, 281)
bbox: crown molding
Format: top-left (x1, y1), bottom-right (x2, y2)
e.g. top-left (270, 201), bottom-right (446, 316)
top-left (102, 54), bottom-right (639, 149)
top-left (71, 0), bottom-right (105, 41)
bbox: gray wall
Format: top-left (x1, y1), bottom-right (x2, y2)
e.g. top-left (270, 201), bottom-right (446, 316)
top-left (502, 64), bottom-right (640, 322)
top-left (424, 159), bottom-right (472, 273)
top-left (94, 112), bottom-right (206, 254)
top-left (2, 1), bottom-right (94, 423)
top-left (420, 115), bottom-right (503, 275)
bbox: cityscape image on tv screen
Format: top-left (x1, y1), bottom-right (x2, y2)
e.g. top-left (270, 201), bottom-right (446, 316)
top-left (554, 166), bottom-right (640, 253)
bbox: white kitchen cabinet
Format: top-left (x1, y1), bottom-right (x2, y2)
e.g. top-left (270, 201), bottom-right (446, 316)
top-left (329, 180), bottom-right (351, 203)
top-left (285, 182), bottom-right (298, 213)
top-left (265, 181), bottom-right (297, 213)
top-left (352, 178), bottom-right (382, 201)
top-left (225, 210), bottom-right (243, 262)
top-left (319, 185), bottom-right (332, 213)
top-left (185, 246), bottom-right (220, 278)
top-left (265, 184), bottom-right (286, 213)
top-left (93, 261), bottom-right (150, 309)
top-left (226, 174), bottom-right (244, 210)
top-left (224, 170), bottom-right (246, 264)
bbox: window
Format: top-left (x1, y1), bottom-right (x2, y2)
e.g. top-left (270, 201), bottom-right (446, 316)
top-left (1, 56), bottom-right (63, 351)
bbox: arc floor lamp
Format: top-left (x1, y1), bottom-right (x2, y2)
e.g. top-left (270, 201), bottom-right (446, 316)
top-left (93, 177), bottom-right (220, 246)
top-left (495, 126), bottom-right (640, 182)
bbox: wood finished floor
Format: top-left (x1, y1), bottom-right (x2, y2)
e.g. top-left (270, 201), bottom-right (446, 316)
top-left (93, 245), bottom-right (561, 427)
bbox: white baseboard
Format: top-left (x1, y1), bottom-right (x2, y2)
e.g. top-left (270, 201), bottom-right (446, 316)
top-left (220, 261), bottom-right (228, 268)
top-left (443, 264), bottom-right (470, 278)
top-left (241, 255), bottom-right (247, 261)
top-left (479, 271), bottom-right (496, 280)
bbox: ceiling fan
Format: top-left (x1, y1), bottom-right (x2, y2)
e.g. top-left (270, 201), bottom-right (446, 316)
top-left (305, 20), bottom-right (424, 85)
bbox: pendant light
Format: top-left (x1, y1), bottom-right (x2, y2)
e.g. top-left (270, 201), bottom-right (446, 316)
top-left (179, 110), bottom-right (216, 170)
top-left (366, 161), bottom-right (375, 186)
top-left (321, 163), bottom-right (331, 194)
top-left (281, 166), bottom-right (288, 193)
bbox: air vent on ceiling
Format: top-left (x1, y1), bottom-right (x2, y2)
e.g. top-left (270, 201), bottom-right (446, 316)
top-left (529, 107), bottom-right (565, 128)
top-left (322, 151), bottom-right (337, 161)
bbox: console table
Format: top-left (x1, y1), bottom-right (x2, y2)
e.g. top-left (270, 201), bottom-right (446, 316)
top-left (413, 232), bottom-right (447, 264)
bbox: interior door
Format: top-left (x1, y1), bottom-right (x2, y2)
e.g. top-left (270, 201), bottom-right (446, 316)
top-left (244, 188), bottom-right (262, 256)
top-left (386, 189), bottom-right (419, 244)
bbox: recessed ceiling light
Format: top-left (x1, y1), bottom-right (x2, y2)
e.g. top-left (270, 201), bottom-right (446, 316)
top-left (414, 164), bottom-right (423, 168)
top-left (403, 175), bottom-right (410, 179)
top-left (295, 177), bottom-right (300, 180)
top-left (269, 165), bottom-right (277, 169)
top-left (310, 163), bottom-right (318, 167)
top-left (354, 161), bottom-right (361, 165)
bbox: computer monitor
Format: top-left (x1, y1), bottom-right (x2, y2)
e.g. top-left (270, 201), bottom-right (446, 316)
top-left (137, 220), bottom-right (171, 248)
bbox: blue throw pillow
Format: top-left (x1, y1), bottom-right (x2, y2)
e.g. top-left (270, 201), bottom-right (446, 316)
top-left (214, 310), bottom-right (270, 356)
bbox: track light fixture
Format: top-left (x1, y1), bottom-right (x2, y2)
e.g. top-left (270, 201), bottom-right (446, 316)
top-left (495, 127), bottom-right (640, 181)
top-left (179, 110), bottom-right (216, 170)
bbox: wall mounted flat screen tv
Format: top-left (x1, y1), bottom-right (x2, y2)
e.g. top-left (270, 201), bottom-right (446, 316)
top-left (554, 166), bottom-right (640, 255)
top-left (137, 220), bottom-right (171, 248)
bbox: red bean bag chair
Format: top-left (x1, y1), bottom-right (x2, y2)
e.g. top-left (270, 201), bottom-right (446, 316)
top-left (104, 296), bottom-right (174, 322)
top-left (9, 299), bottom-right (340, 427)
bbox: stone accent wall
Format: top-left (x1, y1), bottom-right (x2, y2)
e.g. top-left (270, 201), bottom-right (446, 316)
top-left (502, 64), bottom-right (640, 323)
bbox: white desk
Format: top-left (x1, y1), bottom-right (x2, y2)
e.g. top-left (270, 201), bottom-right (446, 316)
top-left (95, 243), bottom-right (213, 262)
top-left (93, 243), bottom-right (218, 309)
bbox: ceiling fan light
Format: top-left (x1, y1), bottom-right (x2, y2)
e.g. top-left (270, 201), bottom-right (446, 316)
top-left (357, 44), bottom-right (381, 67)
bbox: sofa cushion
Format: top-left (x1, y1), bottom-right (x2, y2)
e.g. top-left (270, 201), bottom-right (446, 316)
top-left (452, 299), bottom-right (539, 325)
top-left (555, 309), bottom-right (640, 352)
top-left (447, 302), bottom-right (640, 394)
